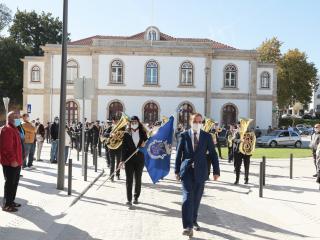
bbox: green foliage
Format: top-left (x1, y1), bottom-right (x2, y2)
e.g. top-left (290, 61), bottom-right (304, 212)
top-left (0, 3), bottom-right (11, 33)
top-left (257, 37), bottom-right (282, 63)
top-left (0, 37), bottom-right (31, 107)
top-left (9, 10), bottom-right (63, 56)
top-left (278, 118), bottom-right (319, 128)
top-left (277, 49), bottom-right (318, 108)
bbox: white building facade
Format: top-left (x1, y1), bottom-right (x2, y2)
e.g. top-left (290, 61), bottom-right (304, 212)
top-left (22, 26), bottom-right (277, 129)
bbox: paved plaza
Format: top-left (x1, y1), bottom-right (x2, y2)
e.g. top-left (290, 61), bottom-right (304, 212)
top-left (0, 143), bottom-right (319, 240)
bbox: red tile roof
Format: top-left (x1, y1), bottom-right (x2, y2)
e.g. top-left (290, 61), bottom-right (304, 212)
top-left (69, 31), bottom-right (236, 49)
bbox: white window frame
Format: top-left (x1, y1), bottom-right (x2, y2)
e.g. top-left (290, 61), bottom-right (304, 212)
top-left (31, 65), bottom-right (41, 82)
top-left (224, 64), bottom-right (237, 88)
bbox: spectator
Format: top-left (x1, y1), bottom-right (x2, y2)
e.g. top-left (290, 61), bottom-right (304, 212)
top-left (0, 111), bottom-right (23, 212)
top-left (267, 125), bottom-right (272, 134)
top-left (310, 124), bottom-right (320, 177)
top-left (65, 125), bottom-right (72, 164)
top-left (35, 120), bottom-right (45, 161)
top-left (50, 117), bottom-right (59, 163)
top-left (21, 114), bottom-right (36, 169)
top-left (254, 126), bottom-right (262, 138)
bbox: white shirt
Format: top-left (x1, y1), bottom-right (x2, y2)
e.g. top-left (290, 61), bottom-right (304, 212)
top-left (131, 129), bottom-right (140, 147)
top-left (190, 129), bottom-right (200, 151)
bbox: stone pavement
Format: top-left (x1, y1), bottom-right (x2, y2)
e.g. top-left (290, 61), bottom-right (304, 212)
top-left (0, 142), bottom-right (105, 240)
top-left (1, 146), bottom-right (320, 240)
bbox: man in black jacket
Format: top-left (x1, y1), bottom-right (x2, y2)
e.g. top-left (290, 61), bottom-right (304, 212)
top-left (50, 117), bottom-right (59, 163)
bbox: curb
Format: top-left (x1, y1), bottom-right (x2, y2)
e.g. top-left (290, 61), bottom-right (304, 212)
top-left (69, 169), bottom-right (105, 207)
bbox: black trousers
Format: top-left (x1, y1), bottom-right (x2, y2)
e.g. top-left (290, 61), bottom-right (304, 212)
top-left (312, 149), bottom-right (318, 173)
top-left (216, 142), bottom-right (222, 158)
top-left (207, 154), bottom-right (211, 177)
top-left (234, 152), bottom-right (251, 181)
top-left (98, 140), bottom-right (102, 157)
top-left (105, 146), bottom-right (111, 167)
top-left (228, 146), bottom-right (234, 162)
top-left (2, 166), bottom-right (21, 207)
top-left (125, 155), bottom-right (144, 202)
top-left (109, 149), bottom-right (121, 179)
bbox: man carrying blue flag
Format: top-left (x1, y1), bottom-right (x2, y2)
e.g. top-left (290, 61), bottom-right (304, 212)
top-left (141, 116), bottom-right (174, 184)
top-left (175, 113), bottom-right (220, 238)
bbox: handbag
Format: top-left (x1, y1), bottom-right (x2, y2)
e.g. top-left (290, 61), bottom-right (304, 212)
top-left (36, 134), bottom-right (44, 142)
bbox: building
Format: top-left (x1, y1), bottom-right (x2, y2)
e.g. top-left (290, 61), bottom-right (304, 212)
top-left (311, 76), bottom-right (320, 116)
top-left (21, 26), bottom-right (277, 129)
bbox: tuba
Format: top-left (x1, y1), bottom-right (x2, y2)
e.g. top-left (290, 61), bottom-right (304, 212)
top-left (203, 118), bottom-right (217, 143)
top-left (239, 118), bottom-right (256, 155)
top-left (106, 114), bottom-right (130, 150)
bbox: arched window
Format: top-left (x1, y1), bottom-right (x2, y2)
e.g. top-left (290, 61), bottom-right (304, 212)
top-left (66, 100), bottom-right (79, 124)
top-left (145, 60), bottom-right (158, 85)
top-left (110, 60), bottom-right (123, 84)
top-left (67, 60), bottom-right (79, 84)
top-left (143, 102), bottom-right (159, 124)
top-left (260, 71), bottom-right (270, 89)
top-left (108, 101), bottom-right (123, 121)
top-left (221, 104), bottom-right (237, 126)
top-left (31, 65), bottom-right (41, 82)
top-left (180, 61), bottom-right (193, 86)
top-left (148, 30), bottom-right (157, 41)
top-left (178, 102), bottom-right (194, 129)
top-left (224, 64), bottom-right (237, 88)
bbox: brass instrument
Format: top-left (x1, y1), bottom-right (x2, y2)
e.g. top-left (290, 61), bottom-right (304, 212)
top-left (227, 134), bottom-right (233, 148)
top-left (106, 114), bottom-right (130, 150)
top-left (216, 127), bottom-right (222, 133)
top-left (239, 118), bottom-right (256, 155)
top-left (162, 116), bottom-right (169, 125)
top-left (203, 118), bottom-right (217, 143)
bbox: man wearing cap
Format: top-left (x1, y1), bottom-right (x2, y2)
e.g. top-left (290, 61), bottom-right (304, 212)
top-left (0, 111), bottom-right (23, 212)
top-left (310, 124), bottom-right (320, 177)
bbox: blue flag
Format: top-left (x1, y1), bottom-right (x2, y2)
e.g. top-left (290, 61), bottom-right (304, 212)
top-left (140, 116), bottom-right (174, 184)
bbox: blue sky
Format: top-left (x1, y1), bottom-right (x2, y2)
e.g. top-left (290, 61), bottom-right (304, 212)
top-left (3, 0), bottom-right (320, 71)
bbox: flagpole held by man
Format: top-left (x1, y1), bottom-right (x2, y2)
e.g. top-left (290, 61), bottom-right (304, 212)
top-left (175, 113), bottom-right (220, 238)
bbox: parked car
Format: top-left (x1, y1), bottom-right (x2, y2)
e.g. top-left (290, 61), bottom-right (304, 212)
top-left (256, 130), bottom-right (302, 148)
top-left (302, 114), bottom-right (313, 119)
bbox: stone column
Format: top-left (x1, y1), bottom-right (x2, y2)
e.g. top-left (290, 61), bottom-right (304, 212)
top-left (91, 53), bottom-right (99, 121)
top-left (272, 65), bottom-right (278, 127)
top-left (205, 55), bottom-right (212, 117)
top-left (249, 60), bottom-right (257, 126)
top-left (43, 53), bottom-right (52, 123)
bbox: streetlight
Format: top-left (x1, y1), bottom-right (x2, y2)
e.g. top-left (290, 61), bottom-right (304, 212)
top-left (3, 97), bottom-right (10, 123)
top-left (57, 0), bottom-right (68, 190)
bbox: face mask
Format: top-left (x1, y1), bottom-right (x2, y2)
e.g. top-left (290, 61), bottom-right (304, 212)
top-left (131, 124), bottom-right (139, 129)
top-left (192, 123), bottom-right (202, 132)
top-left (14, 119), bottom-right (21, 127)
top-left (55, 120), bottom-right (59, 124)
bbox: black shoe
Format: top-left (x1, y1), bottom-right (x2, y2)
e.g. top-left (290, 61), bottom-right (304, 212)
top-left (316, 175), bottom-right (320, 184)
top-left (234, 180), bottom-right (239, 185)
top-left (313, 174), bottom-right (318, 177)
top-left (182, 228), bottom-right (193, 237)
top-left (133, 199), bottom-right (139, 204)
top-left (117, 175), bottom-right (120, 180)
top-left (244, 180), bottom-right (249, 184)
top-left (193, 222), bottom-right (201, 231)
top-left (126, 201), bottom-right (132, 206)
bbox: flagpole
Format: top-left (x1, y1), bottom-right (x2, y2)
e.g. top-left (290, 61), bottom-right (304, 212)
top-left (96, 148), bottom-right (140, 190)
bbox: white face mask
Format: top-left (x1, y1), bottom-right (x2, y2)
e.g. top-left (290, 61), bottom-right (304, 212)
top-left (131, 123), bottom-right (139, 130)
top-left (192, 123), bottom-right (202, 133)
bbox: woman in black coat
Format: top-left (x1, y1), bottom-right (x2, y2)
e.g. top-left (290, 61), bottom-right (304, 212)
top-left (121, 116), bottom-right (148, 206)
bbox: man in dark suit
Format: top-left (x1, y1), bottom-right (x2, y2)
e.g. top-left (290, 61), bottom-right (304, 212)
top-left (175, 113), bottom-right (220, 238)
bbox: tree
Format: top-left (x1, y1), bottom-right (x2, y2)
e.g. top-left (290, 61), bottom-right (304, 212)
top-left (9, 10), bottom-right (63, 56)
top-left (0, 3), bottom-right (12, 33)
top-left (277, 49), bottom-right (318, 108)
top-left (257, 37), bottom-right (282, 63)
top-left (0, 37), bottom-right (31, 107)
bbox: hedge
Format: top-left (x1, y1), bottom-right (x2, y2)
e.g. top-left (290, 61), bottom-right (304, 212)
top-left (279, 118), bottom-right (320, 127)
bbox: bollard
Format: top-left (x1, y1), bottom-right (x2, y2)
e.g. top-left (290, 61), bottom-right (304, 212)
top-left (77, 148), bottom-right (79, 162)
top-left (290, 153), bottom-right (293, 179)
top-left (68, 158), bottom-right (72, 195)
top-left (262, 156), bottom-right (266, 186)
top-left (84, 151), bottom-right (88, 181)
top-left (259, 161), bottom-right (263, 198)
top-left (94, 147), bottom-right (98, 172)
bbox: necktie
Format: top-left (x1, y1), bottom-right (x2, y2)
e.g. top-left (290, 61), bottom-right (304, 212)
top-left (194, 132), bottom-right (199, 150)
